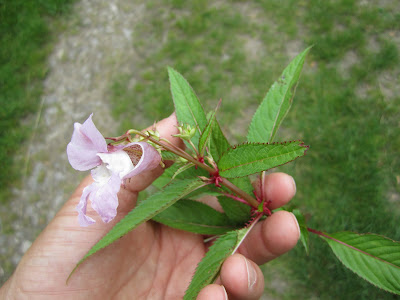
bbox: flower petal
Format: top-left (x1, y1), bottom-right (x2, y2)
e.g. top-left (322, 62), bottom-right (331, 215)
top-left (123, 142), bottom-right (161, 179)
top-left (89, 171), bottom-right (121, 223)
top-left (97, 150), bottom-right (135, 179)
top-left (67, 114), bottom-right (108, 171)
top-left (76, 185), bottom-right (96, 226)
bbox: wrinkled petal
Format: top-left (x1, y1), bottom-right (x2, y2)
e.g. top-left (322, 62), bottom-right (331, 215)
top-left (97, 150), bottom-right (134, 179)
top-left (123, 142), bottom-right (161, 179)
top-left (91, 163), bottom-right (113, 185)
top-left (67, 114), bottom-right (108, 171)
top-left (88, 171), bottom-right (121, 223)
top-left (76, 169), bottom-right (121, 226)
top-left (77, 185), bottom-right (96, 227)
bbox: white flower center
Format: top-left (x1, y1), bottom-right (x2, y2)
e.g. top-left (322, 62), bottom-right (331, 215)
top-left (97, 150), bottom-right (135, 179)
top-left (91, 164), bottom-right (112, 185)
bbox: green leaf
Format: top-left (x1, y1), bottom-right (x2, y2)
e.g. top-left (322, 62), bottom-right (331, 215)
top-left (198, 100), bottom-right (221, 157)
top-left (152, 199), bottom-right (238, 235)
top-left (218, 195), bottom-right (251, 225)
top-left (217, 176), bottom-right (253, 223)
top-left (218, 141), bottom-right (309, 178)
top-left (292, 209), bottom-right (309, 255)
top-left (184, 231), bottom-right (238, 299)
top-left (161, 150), bottom-right (179, 161)
top-left (321, 231), bottom-right (400, 295)
top-left (152, 164), bottom-right (181, 189)
top-left (171, 163), bottom-right (195, 181)
top-left (210, 118), bottom-right (230, 161)
top-left (247, 47), bottom-right (311, 143)
top-left (168, 67), bottom-right (208, 147)
top-left (201, 174), bottom-right (252, 224)
top-left (152, 163), bottom-right (208, 190)
top-left (184, 226), bottom-right (251, 299)
top-left (68, 179), bottom-right (205, 281)
top-left (229, 176), bottom-right (254, 196)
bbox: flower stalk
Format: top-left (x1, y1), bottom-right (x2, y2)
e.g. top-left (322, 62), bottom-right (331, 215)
top-left (127, 129), bottom-right (215, 173)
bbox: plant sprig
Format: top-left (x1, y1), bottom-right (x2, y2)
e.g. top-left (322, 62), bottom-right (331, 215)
top-left (67, 48), bottom-right (400, 297)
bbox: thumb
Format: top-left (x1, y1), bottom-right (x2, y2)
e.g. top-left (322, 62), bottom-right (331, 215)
top-left (22, 113), bottom-right (182, 264)
top-left (122, 112), bottom-right (183, 195)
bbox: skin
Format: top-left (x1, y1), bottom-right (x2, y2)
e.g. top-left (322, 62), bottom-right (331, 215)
top-left (0, 113), bottom-right (300, 300)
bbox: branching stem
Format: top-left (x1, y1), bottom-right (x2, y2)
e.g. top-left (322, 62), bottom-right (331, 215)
top-left (126, 129), bottom-right (260, 209)
top-left (220, 178), bottom-right (259, 208)
top-left (221, 192), bottom-right (252, 206)
top-left (188, 140), bottom-right (200, 157)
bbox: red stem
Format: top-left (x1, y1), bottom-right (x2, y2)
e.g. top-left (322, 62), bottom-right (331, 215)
top-left (126, 129), bottom-right (260, 209)
top-left (221, 192), bottom-right (252, 206)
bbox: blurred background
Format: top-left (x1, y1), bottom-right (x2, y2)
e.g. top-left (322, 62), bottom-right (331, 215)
top-left (1, 0), bottom-right (399, 298)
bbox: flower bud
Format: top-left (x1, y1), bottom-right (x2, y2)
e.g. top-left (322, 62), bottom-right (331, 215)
top-left (173, 124), bottom-right (196, 141)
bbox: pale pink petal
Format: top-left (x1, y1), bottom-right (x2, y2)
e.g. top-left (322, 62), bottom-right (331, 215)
top-left (76, 185), bottom-right (96, 227)
top-left (67, 114), bottom-right (108, 171)
top-left (89, 171), bottom-right (121, 223)
top-left (123, 142), bottom-right (161, 179)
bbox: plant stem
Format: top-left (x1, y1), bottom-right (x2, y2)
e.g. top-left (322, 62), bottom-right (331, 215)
top-left (307, 227), bottom-right (324, 236)
top-left (127, 129), bottom-right (215, 173)
top-left (188, 140), bottom-right (200, 157)
top-left (221, 178), bottom-right (259, 208)
top-left (127, 129), bottom-right (260, 209)
top-left (221, 192), bottom-right (252, 206)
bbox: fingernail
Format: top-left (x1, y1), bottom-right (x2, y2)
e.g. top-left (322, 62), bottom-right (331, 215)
top-left (290, 212), bottom-right (301, 238)
top-left (243, 256), bottom-right (257, 290)
top-left (221, 285), bottom-right (228, 300)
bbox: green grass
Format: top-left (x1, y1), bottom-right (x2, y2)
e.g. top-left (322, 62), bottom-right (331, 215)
top-left (276, 2), bottom-right (400, 298)
top-left (111, 0), bottom-right (291, 139)
top-left (110, 0), bottom-right (400, 298)
top-left (0, 0), bottom-right (75, 203)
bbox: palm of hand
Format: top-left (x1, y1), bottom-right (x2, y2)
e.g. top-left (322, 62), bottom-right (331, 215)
top-left (5, 177), bottom-right (206, 299)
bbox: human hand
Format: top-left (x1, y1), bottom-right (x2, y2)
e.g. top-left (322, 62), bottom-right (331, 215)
top-left (0, 113), bottom-right (300, 300)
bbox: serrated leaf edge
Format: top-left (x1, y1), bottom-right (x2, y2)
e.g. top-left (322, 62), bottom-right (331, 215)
top-left (323, 231), bottom-right (400, 269)
top-left (67, 179), bottom-right (206, 283)
top-left (199, 99), bottom-right (221, 156)
top-left (218, 140), bottom-right (309, 158)
top-left (217, 140), bottom-right (309, 178)
top-left (167, 66), bottom-right (207, 135)
top-left (184, 230), bottom-right (239, 299)
top-left (320, 230), bottom-right (400, 295)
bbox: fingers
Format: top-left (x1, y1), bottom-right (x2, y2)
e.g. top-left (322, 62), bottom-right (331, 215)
top-left (221, 254), bottom-right (264, 300)
top-left (239, 210), bottom-right (300, 265)
top-left (233, 172), bottom-right (299, 265)
top-left (253, 172), bottom-right (296, 210)
top-left (199, 172), bottom-right (299, 299)
top-left (197, 254), bottom-right (264, 300)
top-left (197, 284), bottom-right (228, 300)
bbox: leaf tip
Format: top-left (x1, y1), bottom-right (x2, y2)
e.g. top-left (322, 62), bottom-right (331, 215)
top-left (66, 262), bottom-right (81, 285)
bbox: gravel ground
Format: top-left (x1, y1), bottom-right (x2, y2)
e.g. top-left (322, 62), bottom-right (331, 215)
top-left (0, 0), bottom-right (146, 285)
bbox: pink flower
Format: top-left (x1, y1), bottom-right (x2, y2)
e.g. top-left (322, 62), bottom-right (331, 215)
top-left (67, 114), bottom-right (161, 226)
